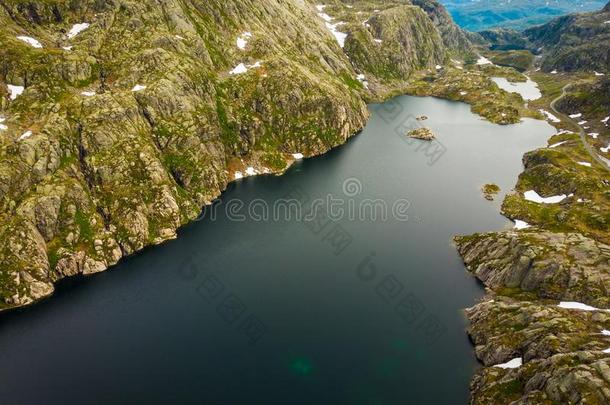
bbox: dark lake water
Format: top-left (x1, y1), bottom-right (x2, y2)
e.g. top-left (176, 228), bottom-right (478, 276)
top-left (0, 96), bottom-right (554, 404)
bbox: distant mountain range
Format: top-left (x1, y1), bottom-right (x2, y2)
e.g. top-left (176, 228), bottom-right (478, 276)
top-left (479, 1), bottom-right (610, 73)
top-left (441, 0), bottom-right (608, 31)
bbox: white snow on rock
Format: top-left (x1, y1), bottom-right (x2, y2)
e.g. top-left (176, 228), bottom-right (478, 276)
top-left (594, 71), bottom-right (605, 76)
top-left (7, 85), bottom-right (25, 100)
top-left (292, 153), bottom-right (304, 160)
top-left (236, 32), bottom-right (252, 50)
top-left (0, 117), bottom-right (7, 131)
top-left (569, 113), bottom-right (582, 119)
top-left (524, 190), bottom-right (567, 204)
top-left (356, 74), bottom-right (369, 89)
top-left (67, 23), bottom-right (90, 39)
top-left (476, 56), bottom-right (492, 65)
top-left (578, 120), bottom-right (587, 125)
top-left (435, 65), bottom-right (442, 70)
top-left (539, 109), bottom-right (561, 123)
top-left (493, 358), bottom-right (522, 369)
top-left (62, 46), bottom-right (73, 51)
top-left (316, 5), bottom-right (348, 47)
top-left (460, 91), bottom-right (468, 96)
top-left (577, 161), bottom-right (592, 167)
top-left (81, 91), bottom-right (96, 97)
top-left (514, 220), bottom-right (531, 230)
top-left (558, 301), bottom-right (608, 311)
top-left (131, 84), bottom-right (147, 92)
top-left (549, 141), bottom-right (567, 148)
top-left (589, 133), bottom-right (599, 139)
top-left (602, 117), bottom-right (609, 125)
top-left (245, 167), bottom-right (257, 176)
top-left (230, 63), bottom-right (248, 74)
top-left (229, 61), bottom-right (262, 75)
top-left (234, 171), bottom-right (244, 180)
top-left (18, 131), bottom-right (32, 141)
top-left (601, 144), bottom-right (610, 154)
top-left (17, 36), bottom-right (43, 48)
top-left (601, 330), bottom-right (610, 336)
top-left (551, 70), bottom-right (558, 74)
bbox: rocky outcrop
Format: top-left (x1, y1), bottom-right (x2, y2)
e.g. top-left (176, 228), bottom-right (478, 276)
top-left (456, 231), bottom-right (610, 307)
top-left (407, 127), bottom-right (435, 140)
top-left (467, 300), bottom-right (610, 404)
top-left (456, 228), bottom-right (610, 403)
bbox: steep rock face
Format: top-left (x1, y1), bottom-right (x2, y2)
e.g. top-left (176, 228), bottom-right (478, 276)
top-left (0, 0), bottom-right (374, 309)
top-left (456, 228), bottom-right (610, 403)
top-left (456, 231), bottom-right (610, 307)
top-left (343, 4), bottom-right (446, 82)
top-left (467, 300), bottom-right (610, 404)
top-left (409, 0), bottom-right (474, 56)
top-left (0, 0), bottom-right (457, 309)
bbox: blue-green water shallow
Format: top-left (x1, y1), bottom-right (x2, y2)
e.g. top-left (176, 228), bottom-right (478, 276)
top-left (0, 96), bottom-right (555, 404)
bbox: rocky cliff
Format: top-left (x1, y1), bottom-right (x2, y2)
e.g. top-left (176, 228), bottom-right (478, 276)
top-left (0, 0), bottom-right (466, 309)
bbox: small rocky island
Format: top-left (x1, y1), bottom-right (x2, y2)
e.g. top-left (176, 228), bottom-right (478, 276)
top-left (407, 127), bottom-right (436, 141)
top-left (481, 183), bottom-right (500, 201)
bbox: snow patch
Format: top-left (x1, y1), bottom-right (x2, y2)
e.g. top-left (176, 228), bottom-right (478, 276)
top-left (514, 220), bottom-right (531, 230)
top-left (524, 190), bottom-right (566, 204)
top-left (245, 167), bottom-right (257, 176)
top-left (558, 302), bottom-right (608, 311)
top-left (589, 133), bottom-right (599, 139)
top-left (569, 113), bottom-right (582, 119)
top-left (131, 84), bottom-right (146, 92)
top-left (234, 172), bottom-right (244, 180)
top-left (493, 358), bottom-right (522, 369)
top-left (292, 153), bottom-right (304, 160)
top-left (17, 36), bottom-right (43, 48)
top-left (316, 5), bottom-right (348, 47)
top-left (229, 61), bottom-right (262, 75)
top-left (356, 74), bottom-right (369, 89)
top-left (18, 131), bottom-right (32, 141)
top-left (549, 141), bottom-right (567, 148)
top-left (476, 56), bottom-right (492, 65)
top-left (7, 85), bottom-right (24, 100)
top-left (539, 110), bottom-right (561, 123)
top-left (577, 161), bottom-right (592, 167)
top-left (81, 91), bottom-right (96, 97)
top-left (67, 23), bottom-right (90, 39)
top-left (236, 32), bottom-right (252, 50)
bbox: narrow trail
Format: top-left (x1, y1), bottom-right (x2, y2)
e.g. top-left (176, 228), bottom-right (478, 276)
top-left (550, 84), bottom-right (610, 171)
